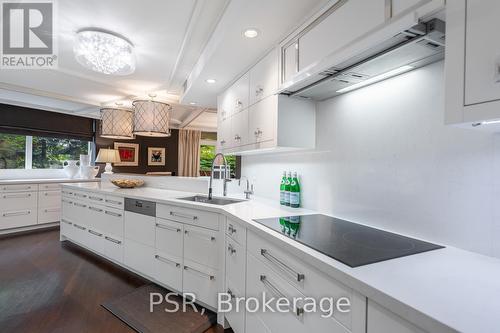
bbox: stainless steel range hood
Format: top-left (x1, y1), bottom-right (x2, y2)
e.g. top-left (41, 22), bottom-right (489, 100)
top-left (287, 18), bottom-right (445, 101)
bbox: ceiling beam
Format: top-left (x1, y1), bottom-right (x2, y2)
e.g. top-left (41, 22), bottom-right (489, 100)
top-left (179, 107), bottom-right (208, 128)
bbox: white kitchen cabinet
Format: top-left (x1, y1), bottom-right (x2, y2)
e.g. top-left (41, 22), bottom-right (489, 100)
top-left (123, 238), bottom-right (155, 277)
top-left (184, 224), bottom-right (219, 269)
top-left (0, 208), bottom-right (37, 229)
top-left (367, 300), bottom-right (427, 333)
top-left (153, 250), bottom-right (183, 292)
top-left (100, 207), bottom-right (124, 238)
top-left (38, 207), bottom-right (61, 224)
top-left (0, 184), bottom-right (37, 192)
top-left (104, 195), bottom-right (124, 209)
top-left (282, 41), bottom-right (299, 84)
top-left (102, 233), bottom-right (124, 263)
top-left (0, 191), bottom-right (37, 211)
top-left (226, 219), bottom-right (246, 246)
top-left (445, 0), bottom-right (500, 127)
top-left (230, 108), bottom-right (250, 148)
top-left (248, 95), bottom-right (277, 145)
top-left (391, 0), bottom-right (428, 16)
top-left (226, 238), bottom-right (245, 294)
top-left (225, 280), bottom-right (245, 333)
top-left (183, 258), bottom-right (218, 308)
top-left (294, 0), bottom-right (386, 75)
top-left (60, 218), bottom-right (75, 239)
top-left (157, 203), bottom-right (220, 231)
top-left (38, 190), bottom-right (61, 208)
top-left (231, 73), bottom-right (250, 115)
top-left (155, 217), bottom-right (183, 258)
top-left (249, 49), bottom-right (278, 106)
top-left (124, 211), bottom-right (155, 247)
top-left (217, 116), bottom-right (231, 151)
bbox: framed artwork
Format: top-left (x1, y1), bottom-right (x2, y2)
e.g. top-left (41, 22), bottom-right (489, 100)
top-left (114, 142), bottom-right (139, 166)
top-left (148, 147), bottom-right (166, 166)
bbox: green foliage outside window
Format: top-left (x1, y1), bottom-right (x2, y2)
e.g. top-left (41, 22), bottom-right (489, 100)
top-left (0, 133), bottom-right (26, 169)
top-left (32, 136), bottom-right (89, 169)
top-left (200, 144), bottom-right (236, 177)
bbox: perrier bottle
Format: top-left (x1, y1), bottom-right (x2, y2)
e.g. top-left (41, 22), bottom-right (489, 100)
top-left (280, 171), bottom-right (287, 205)
top-left (289, 172), bottom-right (300, 208)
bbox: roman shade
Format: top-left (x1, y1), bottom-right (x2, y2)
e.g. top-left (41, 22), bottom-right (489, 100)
top-left (0, 103), bottom-right (95, 141)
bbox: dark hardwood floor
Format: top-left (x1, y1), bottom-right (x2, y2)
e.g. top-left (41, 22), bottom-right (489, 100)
top-left (0, 229), bottom-right (230, 333)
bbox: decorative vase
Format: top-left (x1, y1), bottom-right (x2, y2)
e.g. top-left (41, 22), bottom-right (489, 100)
top-left (63, 160), bottom-right (79, 179)
top-left (80, 165), bottom-right (100, 179)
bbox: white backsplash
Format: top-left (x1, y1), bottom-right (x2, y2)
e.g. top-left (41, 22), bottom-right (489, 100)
top-left (242, 61), bottom-right (500, 258)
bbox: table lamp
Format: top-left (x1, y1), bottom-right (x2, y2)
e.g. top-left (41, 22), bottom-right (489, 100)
top-left (96, 148), bottom-right (121, 174)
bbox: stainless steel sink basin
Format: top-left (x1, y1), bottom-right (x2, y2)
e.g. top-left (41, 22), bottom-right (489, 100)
top-left (178, 195), bottom-right (245, 205)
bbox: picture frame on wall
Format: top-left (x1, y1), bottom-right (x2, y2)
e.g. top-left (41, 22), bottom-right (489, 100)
top-left (114, 142), bottom-right (139, 166)
top-left (148, 147), bottom-right (166, 166)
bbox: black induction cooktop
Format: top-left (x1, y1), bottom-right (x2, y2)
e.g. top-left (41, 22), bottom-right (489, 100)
top-left (253, 214), bottom-right (444, 267)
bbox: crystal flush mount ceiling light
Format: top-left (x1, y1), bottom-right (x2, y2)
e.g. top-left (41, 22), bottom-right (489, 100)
top-left (133, 95), bottom-right (172, 137)
top-left (74, 28), bottom-right (135, 75)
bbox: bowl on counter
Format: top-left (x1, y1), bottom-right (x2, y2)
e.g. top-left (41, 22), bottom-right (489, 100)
top-left (110, 179), bottom-right (145, 189)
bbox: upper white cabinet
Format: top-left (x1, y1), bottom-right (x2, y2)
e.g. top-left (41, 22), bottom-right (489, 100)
top-left (445, 0), bottom-right (500, 127)
top-left (249, 49), bottom-right (278, 105)
top-left (297, 0), bottom-right (387, 74)
top-left (217, 48), bottom-right (315, 155)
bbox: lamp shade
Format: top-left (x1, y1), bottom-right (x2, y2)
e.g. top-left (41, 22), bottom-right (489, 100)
top-left (132, 100), bottom-right (171, 137)
top-left (99, 108), bottom-right (134, 139)
top-left (96, 149), bottom-right (121, 163)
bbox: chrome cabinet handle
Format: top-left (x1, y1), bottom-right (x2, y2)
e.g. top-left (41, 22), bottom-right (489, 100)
top-left (44, 208), bottom-right (60, 213)
top-left (61, 219), bottom-right (72, 225)
top-left (228, 224), bottom-right (236, 234)
top-left (88, 229), bottom-right (103, 237)
top-left (260, 275), bottom-right (304, 317)
top-left (44, 192), bottom-right (60, 197)
top-left (2, 193), bottom-right (31, 199)
top-left (2, 186), bottom-right (32, 191)
top-left (260, 249), bottom-right (305, 282)
top-left (105, 199), bottom-right (122, 205)
top-left (235, 100), bottom-right (243, 108)
top-left (2, 210), bottom-right (30, 217)
top-left (62, 199), bottom-right (73, 204)
top-left (89, 196), bottom-right (103, 201)
top-left (155, 254), bottom-right (181, 268)
top-left (234, 134), bottom-right (241, 141)
top-left (169, 211), bottom-right (197, 220)
top-left (105, 211), bottom-right (122, 217)
top-left (254, 129), bottom-right (263, 137)
top-left (62, 190), bottom-right (73, 195)
top-left (105, 236), bottom-right (121, 244)
top-left (184, 265), bottom-right (215, 280)
top-left (156, 223), bottom-right (181, 233)
top-left (227, 244), bottom-right (236, 255)
top-left (88, 206), bottom-right (103, 213)
top-left (255, 86), bottom-right (264, 95)
top-left (227, 288), bottom-right (236, 299)
top-left (73, 223), bottom-right (86, 230)
top-left (73, 203), bottom-right (87, 208)
top-left (74, 193), bottom-right (87, 198)
top-left (220, 140), bottom-right (226, 145)
top-left (185, 229), bottom-right (215, 242)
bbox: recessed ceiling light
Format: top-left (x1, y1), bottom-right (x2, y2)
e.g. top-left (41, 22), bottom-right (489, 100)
top-left (243, 28), bottom-right (259, 38)
top-left (206, 79), bottom-right (216, 84)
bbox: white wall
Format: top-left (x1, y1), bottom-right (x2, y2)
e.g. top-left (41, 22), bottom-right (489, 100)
top-left (242, 61), bottom-right (500, 258)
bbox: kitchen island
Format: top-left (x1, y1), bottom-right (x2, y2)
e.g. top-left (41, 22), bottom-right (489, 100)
top-left (60, 182), bottom-right (500, 333)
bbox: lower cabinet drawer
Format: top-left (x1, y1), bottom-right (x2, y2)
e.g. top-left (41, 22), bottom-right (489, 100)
top-left (102, 233), bottom-right (124, 263)
top-left (38, 190), bottom-right (61, 208)
top-left (157, 204), bottom-right (219, 230)
top-left (124, 238), bottom-right (154, 277)
top-left (100, 206), bottom-right (124, 237)
top-left (60, 219), bottom-right (75, 239)
top-left (155, 218), bottom-right (183, 258)
top-left (226, 237), bottom-right (246, 293)
top-left (153, 250), bottom-right (183, 292)
top-left (105, 195), bottom-right (124, 209)
top-left (183, 259), bottom-right (218, 308)
top-left (184, 225), bottom-right (219, 269)
top-left (0, 191), bottom-right (37, 211)
top-left (124, 211), bottom-right (155, 246)
top-left (0, 208), bottom-right (37, 230)
top-left (226, 281), bottom-right (245, 333)
top-left (72, 222), bottom-right (90, 247)
top-left (38, 206), bottom-right (61, 224)
top-left (87, 228), bottom-right (105, 255)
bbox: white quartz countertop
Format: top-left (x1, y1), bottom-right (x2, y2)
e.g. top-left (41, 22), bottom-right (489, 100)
top-left (0, 178), bottom-right (101, 186)
top-left (62, 182), bottom-right (500, 333)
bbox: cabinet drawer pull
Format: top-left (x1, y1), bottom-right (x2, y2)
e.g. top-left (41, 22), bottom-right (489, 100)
top-left (88, 206), bottom-right (103, 213)
top-left (227, 244), bottom-right (236, 255)
top-left (105, 199), bottom-right (122, 205)
top-left (2, 186), bottom-right (32, 191)
top-left (2, 193), bottom-right (31, 199)
top-left (61, 219), bottom-right (72, 225)
top-left (2, 210), bottom-right (30, 217)
top-left (73, 224), bottom-right (86, 230)
top-left (169, 211), bottom-right (198, 220)
top-left (255, 86), bottom-right (264, 95)
top-left (105, 211), bottom-right (122, 217)
top-left (62, 199), bottom-right (73, 204)
top-left (228, 224), bottom-right (236, 234)
top-left (260, 275), bottom-right (304, 317)
top-left (185, 229), bottom-right (215, 242)
top-left (89, 196), bottom-right (103, 201)
top-left (155, 254), bottom-right (180, 267)
top-left (227, 288), bottom-right (236, 299)
top-left (184, 265), bottom-right (215, 280)
top-left (74, 193), bottom-right (87, 198)
top-left (234, 134), bottom-right (241, 141)
top-left (44, 192), bottom-right (60, 197)
top-left (88, 229), bottom-right (103, 237)
top-left (156, 223), bottom-right (181, 233)
top-left (104, 236), bottom-right (121, 244)
top-left (260, 249), bottom-right (305, 282)
top-left (73, 203), bottom-right (87, 208)
top-left (44, 208), bottom-right (60, 213)
top-left (62, 191), bottom-right (73, 195)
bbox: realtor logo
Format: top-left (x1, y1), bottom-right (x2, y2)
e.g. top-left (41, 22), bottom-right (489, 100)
top-left (1, 0), bottom-right (57, 68)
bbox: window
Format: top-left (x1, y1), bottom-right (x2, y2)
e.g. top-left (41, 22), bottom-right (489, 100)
top-left (199, 132), bottom-right (236, 177)
top-left (0, 133), bottom-right (26, 169)
top-left (0, 133), bottom-right (91, 170)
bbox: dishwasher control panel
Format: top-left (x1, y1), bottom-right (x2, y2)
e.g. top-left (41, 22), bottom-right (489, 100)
top-left (124, 198), bottom-right (156, 217)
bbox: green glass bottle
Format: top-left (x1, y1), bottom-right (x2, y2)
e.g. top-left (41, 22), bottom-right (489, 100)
top-left (290, 172), bottom-right (300, 208)
top-left (280, 171), bottom-right (287, 205)
top-left (284, 171), bottom-right (292, 206)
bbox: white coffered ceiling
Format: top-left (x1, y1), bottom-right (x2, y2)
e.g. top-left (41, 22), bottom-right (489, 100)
top-left (0, 0), bottom-right (328, 131)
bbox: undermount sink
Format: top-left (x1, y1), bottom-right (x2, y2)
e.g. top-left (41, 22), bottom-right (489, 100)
top-left (178, 195), bottom-right (245, 206)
